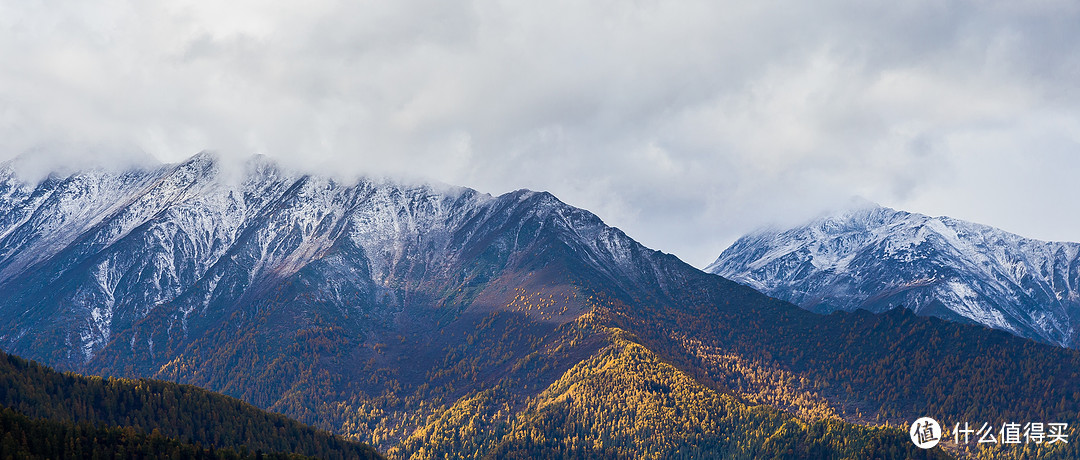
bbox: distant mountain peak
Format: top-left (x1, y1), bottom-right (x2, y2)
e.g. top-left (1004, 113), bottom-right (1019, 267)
top-left (708, 205), bottom-right (1080, 347)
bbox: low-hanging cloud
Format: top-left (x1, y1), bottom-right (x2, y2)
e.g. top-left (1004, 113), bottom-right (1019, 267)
top-left (2, 0), bottom-right (1079, 267)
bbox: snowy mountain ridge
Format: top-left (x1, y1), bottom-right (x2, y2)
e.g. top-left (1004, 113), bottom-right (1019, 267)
top-left (707, 204), bottom-right (1080, 347)
top-left (0, 152), bottom-right (663, 366)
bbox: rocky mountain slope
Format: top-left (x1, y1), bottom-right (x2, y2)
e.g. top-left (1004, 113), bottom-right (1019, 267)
top-left (707, 204), bottom-right (1080, 347)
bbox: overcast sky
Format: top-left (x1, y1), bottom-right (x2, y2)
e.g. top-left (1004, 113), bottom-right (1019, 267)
top-left (2, 1), bottom-right (1079, 267)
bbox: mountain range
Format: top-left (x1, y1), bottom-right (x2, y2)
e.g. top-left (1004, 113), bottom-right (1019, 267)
top-left (0, 153), bottom-right (1076, 458)
top-left (708, 204), bottom-right (1080, 348)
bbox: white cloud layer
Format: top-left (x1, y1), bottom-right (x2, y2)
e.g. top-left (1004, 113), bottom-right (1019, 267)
top-left (2, 0), bottom-right (1079, 266)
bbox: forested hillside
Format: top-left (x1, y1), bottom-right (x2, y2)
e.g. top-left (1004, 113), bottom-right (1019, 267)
top-left (402, 326), bottom-right (948, 459)
top-left (0, 407), bottom-right (317, 460)
top-left (0, 349), bottom-right (382, 459)
top-left (597, 273), bottom-right (1080, 459)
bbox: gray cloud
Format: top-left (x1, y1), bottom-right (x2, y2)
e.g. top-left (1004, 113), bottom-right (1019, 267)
top-left (2, 0), bottom-right (1078, 267)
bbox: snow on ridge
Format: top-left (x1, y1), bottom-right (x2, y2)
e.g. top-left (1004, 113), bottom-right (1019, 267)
top-left (0, 153), bottom-right (501, 360)
top-left (711, 204), bottom-right (1080, 347)
top-left (0, 151), bottom-right (668, 362)
top-left (0, 166), bottom-right (175, 284)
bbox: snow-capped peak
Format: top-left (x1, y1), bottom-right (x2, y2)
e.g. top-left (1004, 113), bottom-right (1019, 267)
top-left (708, 205), bottom-right (1080, 347)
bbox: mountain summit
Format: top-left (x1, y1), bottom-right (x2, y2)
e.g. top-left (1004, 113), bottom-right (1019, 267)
top-left (707, 204), bottom-right (1080, 347)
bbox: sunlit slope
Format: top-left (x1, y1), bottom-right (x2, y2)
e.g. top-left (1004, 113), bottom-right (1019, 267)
top-left (386, 313), bottom-right (944, 459)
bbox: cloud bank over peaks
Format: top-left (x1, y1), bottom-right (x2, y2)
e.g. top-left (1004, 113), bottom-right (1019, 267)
top-left (2, 0), bottom-right (1079, 266)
